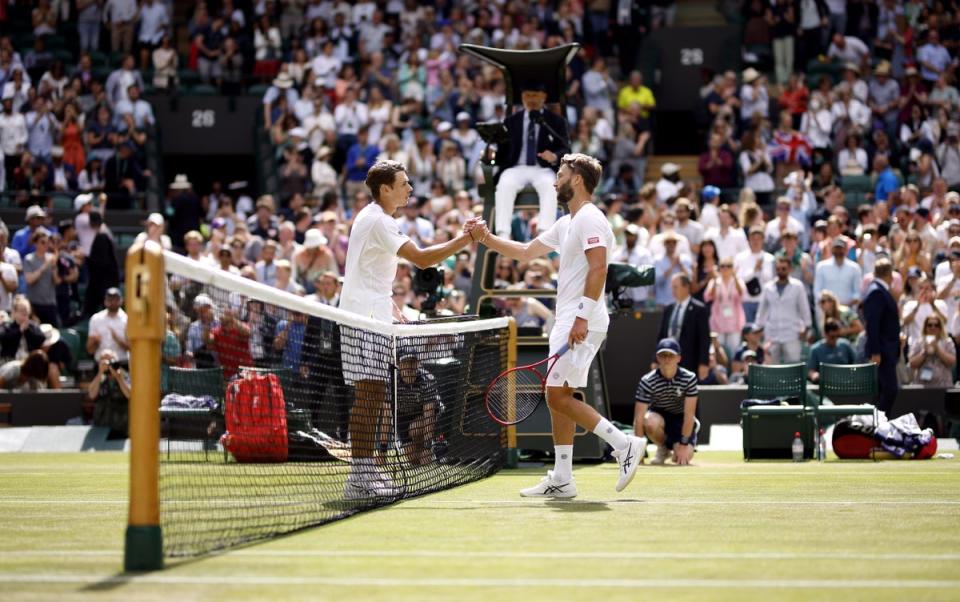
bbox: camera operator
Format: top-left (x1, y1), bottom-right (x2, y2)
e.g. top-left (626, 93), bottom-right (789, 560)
top-left (87, 348), bottom-right (131, 438)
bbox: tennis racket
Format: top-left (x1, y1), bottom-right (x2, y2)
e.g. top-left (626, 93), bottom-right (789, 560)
top-left (484, 344), bottom-right (570, 426)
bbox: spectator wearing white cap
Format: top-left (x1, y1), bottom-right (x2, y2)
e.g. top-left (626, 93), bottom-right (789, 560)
top-left (739, 68), bottom-right (768, 122)
top-left (87, 287), bottom-right (128, 362)
top-left (12, 205), bottom-right (47, 258)
top-left (655, 162), bottom-right (681, 205)
top-left (73, 193), bottom-right (104, 257)
top-left (262, 73), bottom-right (300, 130)
top-left (134, 213), bottom-right (172, 250)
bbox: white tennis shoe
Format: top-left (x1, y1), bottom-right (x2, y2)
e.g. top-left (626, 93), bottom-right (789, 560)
top-left (344, 472), bottom-right (401, 500)
top-left (519, 470), bottom-right (578, 498)
top-left (612, 436), bottom-right (645, 492)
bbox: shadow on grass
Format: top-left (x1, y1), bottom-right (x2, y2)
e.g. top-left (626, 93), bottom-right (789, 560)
top-left (545, 500), bottom-right (610, 512)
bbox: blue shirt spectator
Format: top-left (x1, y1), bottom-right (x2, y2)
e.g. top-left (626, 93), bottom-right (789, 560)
top-left (344, 129), bottom-right (380, 183)
top-left (275, 317), bottom-right (306, 371)
top-left (653, 241), bottom-right (693, 306)
top-left (874, 163), bottom-right (899, 201)
top-left (814, 240), bottom-right (863, 306)
top-left (806, 321), bottom-right (858, 382)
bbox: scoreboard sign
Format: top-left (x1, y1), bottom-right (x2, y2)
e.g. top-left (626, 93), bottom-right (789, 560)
top-left (642, 26), bottom-right (740, 112)
top-left (147, 95), bottom-right (260, 155)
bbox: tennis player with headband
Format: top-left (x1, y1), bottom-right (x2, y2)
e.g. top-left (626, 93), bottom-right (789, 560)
top-left (468, 153), bottom-right (645, 497)
top-left (339, 159), bottom-right (484, 500)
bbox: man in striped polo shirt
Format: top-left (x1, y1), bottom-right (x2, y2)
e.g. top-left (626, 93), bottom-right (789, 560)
top-left (635, 338), bottom-right (700, 465)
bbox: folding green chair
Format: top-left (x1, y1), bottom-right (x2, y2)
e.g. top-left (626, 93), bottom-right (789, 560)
top-left (741, 364), bottom-right (814, 460)
top-left (162, 367), bottom-right (226, 459)
top-left (814, 363), bottom-right (879, 433)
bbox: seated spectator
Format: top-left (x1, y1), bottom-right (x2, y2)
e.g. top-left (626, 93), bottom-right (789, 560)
top-left (908, 315), bottom-right (956, 387)
top-left (103, 141), bottom-right (147, 208)
top-left (738, 129), bottom-right (774, 205)
top-left (151, 34), bottom-right (178, 91)
top-left (0, 349), bottom-right (53, 390)
top-left (86, 348), bottom-right (131, 437)
top-left (86, 287), bottom-right (128, 362)
top-left (807, 319), bottom-right (858, 383)
top-left (114, 84), bottom-right (155, 131)
top-left (732, 322), bottom-right (766, 376)
top-left (274, 310), bottom-right (308, 375)
top-left (837, 133), bottom-right (868, 176)
top-left (901, 277), bottom-right (948, 351)
top-left (0, 295), bottom-right (44, 360)
top-left (816, 289), bottom-right (863, 343)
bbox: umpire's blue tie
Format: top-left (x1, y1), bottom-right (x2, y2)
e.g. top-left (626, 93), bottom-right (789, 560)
top-left (526, 113), bottom-right (537, 166)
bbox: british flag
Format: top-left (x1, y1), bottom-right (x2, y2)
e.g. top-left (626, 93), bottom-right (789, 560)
top-left (769, 129), bottom-right (813, 168)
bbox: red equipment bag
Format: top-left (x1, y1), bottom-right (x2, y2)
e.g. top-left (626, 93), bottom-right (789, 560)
top-left (221, 373), bottom-right (288, 463)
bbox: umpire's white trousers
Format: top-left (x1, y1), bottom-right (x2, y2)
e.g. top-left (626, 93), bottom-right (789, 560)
top-left (495, 165), bottom-right (557, 238)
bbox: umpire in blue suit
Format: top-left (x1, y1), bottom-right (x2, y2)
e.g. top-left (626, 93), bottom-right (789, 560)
top-left (862, 259), bottom-right (901, 415)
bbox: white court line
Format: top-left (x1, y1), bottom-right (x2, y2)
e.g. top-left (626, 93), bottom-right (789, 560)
top-left (5, 550), bottom-right (960, 561)
top-left (2, 499), bottom-right (960, 506)
top-left (2, 574), bottom-right (958, 588)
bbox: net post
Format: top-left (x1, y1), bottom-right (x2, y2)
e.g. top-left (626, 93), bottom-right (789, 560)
top-left (505, 318), bottom-right (519, 468)
top-left (123, 241), bottom-right (165, 571)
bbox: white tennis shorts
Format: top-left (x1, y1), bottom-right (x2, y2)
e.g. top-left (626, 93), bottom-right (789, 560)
top-left (340, 324), bottom-right (392, 386)
top-left (547, 328), bottom-right (606, 389)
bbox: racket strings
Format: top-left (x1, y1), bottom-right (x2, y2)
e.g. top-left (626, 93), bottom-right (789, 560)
top-left (486, 368), bottom-right (546, 425)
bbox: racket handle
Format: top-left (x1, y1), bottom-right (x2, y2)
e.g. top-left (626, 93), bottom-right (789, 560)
top-left (556, 343), bottom-right (570, 357)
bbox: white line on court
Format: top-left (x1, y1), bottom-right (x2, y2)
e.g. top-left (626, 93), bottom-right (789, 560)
top-left (0, 573), bottom-right (960, 589)
top-left (2, 574), bottom-right (958, 588)
top-left (2, 499), bottom-right (960, 505)
top-left (5, 550), bottom-right (960, 561)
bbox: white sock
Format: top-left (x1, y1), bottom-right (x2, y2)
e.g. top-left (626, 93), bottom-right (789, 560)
top-left (593, 418), bottom-right (629, 451)
top-left (553, 445), bottom-right (573, 483)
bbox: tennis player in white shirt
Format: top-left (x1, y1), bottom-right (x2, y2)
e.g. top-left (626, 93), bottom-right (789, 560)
top-left (469, 153), bottom-right (645, 497)
top-left (339, 160), bottom-right (482, 499)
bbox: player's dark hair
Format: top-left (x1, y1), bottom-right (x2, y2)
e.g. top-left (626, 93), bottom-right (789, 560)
top-left (560, 153), bottom-right (602, 195)
top-left (21, 350), bottom-right (49, 381)
top-left (365, 160), bottom-right (407, 202)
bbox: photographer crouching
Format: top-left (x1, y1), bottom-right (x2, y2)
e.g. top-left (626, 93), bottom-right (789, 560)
top-left (87, 349), bottom-right (130, 438)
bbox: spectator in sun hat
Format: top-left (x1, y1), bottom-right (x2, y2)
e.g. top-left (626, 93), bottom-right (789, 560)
top-left (262, 71), bottom-right (300, 130)
top-left (11, 205), bottom-right (47, 259)
top-left (292, 229), bottom-right (337, 291)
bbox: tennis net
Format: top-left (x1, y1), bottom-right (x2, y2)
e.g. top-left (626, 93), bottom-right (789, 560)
top-left (158, 251), bottom-right (510, 557)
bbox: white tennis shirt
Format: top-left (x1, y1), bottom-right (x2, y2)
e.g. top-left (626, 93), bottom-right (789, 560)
top-left (339, 202), bottom-right (410, 323)
top-left (536, 202), bottom-right (613, 333)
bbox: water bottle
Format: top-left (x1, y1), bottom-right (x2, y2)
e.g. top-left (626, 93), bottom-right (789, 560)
top-left (791, 432), bottom-right (804, 462)
top-left (818, 428), bottom-right (827, 462)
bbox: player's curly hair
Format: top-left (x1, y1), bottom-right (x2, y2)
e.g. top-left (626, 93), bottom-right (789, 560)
top-left (365, 160), bottom-right (407, 202)
top-left (560, 153), bottom-right (603, 195)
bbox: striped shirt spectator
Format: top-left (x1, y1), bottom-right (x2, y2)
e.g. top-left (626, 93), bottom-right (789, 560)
top-left (635, 366), bottom-right (698, 415)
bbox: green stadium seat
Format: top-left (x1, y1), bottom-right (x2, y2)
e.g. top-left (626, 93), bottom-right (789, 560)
top-left (840, 175), bottom-right (873, 193)
top-left (178, 70), bottom-right (201, 87)
top-left (843, 191), bottom-right (866, 213)
top-left (246, 83), bottom-right (270, 96)
top-left (89, 51), bottom-right (109, 67)
top-left (54, 49), bottom-right (73, 63)
top-left (167, 367), bottom-right (226, 401)
top-left (51, 194), bottom-right (73, 211)
top-left (44, 34), bottom-right (67, 50)
top-left (109, 51), bottom-right (126, 66)
top-left (741, 364), bottom-right (814, 461)
top-left (59, 328), bottom-right (82, 374)
top-left (813, 363), bottom-right (878, 432)
top-left (188, 84), bottom-right (219, 96)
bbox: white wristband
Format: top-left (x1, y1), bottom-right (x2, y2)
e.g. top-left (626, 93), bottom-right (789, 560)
top-left (576, 296), bottom-right (597, 320)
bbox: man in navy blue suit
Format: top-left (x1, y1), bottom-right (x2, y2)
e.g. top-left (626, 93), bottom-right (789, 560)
top-left (862, 259), bottom-right (901, 415)
top-left (494, 81), bottom-right (570, 240)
